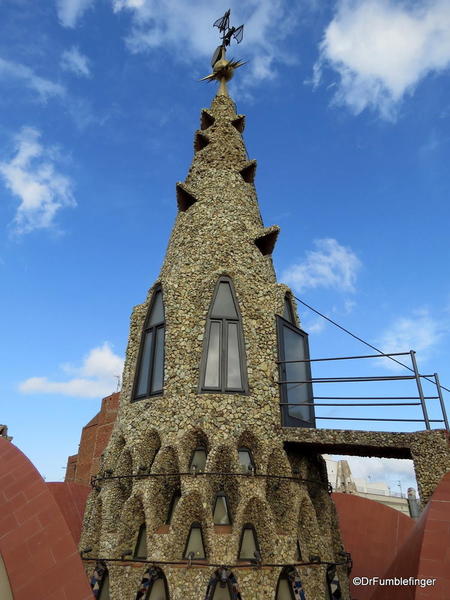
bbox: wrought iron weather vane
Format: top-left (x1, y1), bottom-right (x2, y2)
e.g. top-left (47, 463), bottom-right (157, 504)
top-left (201, 9), bottom-right (246, 96)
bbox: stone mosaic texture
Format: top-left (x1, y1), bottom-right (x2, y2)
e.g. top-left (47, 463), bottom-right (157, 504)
top-left (79, 93), bottom-right (355, 599)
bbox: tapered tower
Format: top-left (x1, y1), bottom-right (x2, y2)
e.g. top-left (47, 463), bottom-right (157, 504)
top-left (81, 15), bottom-right (350, 600)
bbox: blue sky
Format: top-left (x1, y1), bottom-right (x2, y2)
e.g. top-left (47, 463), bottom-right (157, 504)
top-left (1, 0), bottom-right (449, 493)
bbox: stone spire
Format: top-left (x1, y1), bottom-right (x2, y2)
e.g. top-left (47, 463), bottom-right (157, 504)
top-left (80, 71), bottom-right (349, 600)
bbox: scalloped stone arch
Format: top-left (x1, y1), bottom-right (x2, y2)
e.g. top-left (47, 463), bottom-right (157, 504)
top-left (133, 428), bottom-right (162, 472)
top-left (80, 493), bottom-right (103, 556)
top-left (116, 492), bottom-right (147, 556)
top-left (207, 443), bottom-right (239, 521)
top-left (265, 446), bottom-right (296, 533)
top-left (237, 495), bottom-right (276, 561)
top-left (148, 445), bottom-right (181, 529)
top-left (237, 429), bottom-right (262, 472)
top-left (103, 432), bottom-right (126, 472)
top-left (180, 428), bottom-right (210, 471)
top-left (170, 490), bottom-right (210, 559)
top-left (297, 493), bottom-right (321, 560)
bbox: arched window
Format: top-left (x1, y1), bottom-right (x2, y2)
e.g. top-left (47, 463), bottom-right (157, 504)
top-left (189, 446), bottom-right (208, 473)
top-left (295, 540), bottom-right (302, 561)
top-left (91, 562), bottom-right (109, 599)
top-left (238, 524), bottom-right (260, 561)
top-left (184, 522), bottom-right (206, 559)
top-left (134, 523), bottom-right (147, 559)
top-left (275, 567), bottom-right (306, 600)
top-left (277, 305), bottom-right (315, 428)
top-left (165, 491), bottom-right (181, 524)
top-left (205, 569), bottom-right (242, 600)
top-left (200, 277), bottom-right (248, 393)
top-left (136, 567), bottom-right (169, 600)
top-left (326, 565), bottom-right (342, 600)
top-left (213, 490), bottom-right (231, 525)
top-left (283, 295), bottom-right (296, 324)
top-left (238, 447), bottom-right (255, 474)
top-left (133, 287), bottom-right (165, 400)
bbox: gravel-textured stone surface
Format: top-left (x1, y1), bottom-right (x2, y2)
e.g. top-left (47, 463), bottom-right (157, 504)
top-left (80, 93), bottom-right (355, 599)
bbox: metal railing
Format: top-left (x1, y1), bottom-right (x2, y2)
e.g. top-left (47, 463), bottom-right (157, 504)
top-left (277, 350), bottom-right (449, 431)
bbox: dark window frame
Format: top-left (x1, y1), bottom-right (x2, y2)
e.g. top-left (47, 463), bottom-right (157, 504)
top-left (133, 523), bottom-right (147, 559)
top-left (237, 523), bottom-right (261, 561)
top-left (199, 276), bottom-right (248, 394)
top-left (212, 490), bottom-right (232, 525)
top-left (275, 567), bottom-right (295, 600)
top-left (209, 576), bottom-right (233, 599)
top-left (143, 570), bottom-right (170, 600)
top-left (238, 446), bottom-right (256, 473)
top-left (277, 315), bottom-right (316, 428)
top-left (183, 521), bottom-right (206, 560)
top-left (189, 446), bottom-right (208, 472)
top-left (132, 286), bottom-right (165, 401)
top-left (283, 294), bottom-right (296, 325)
top-left (97, 570), bottom-right (109, 599)
top-left (165, 491), bottom-right (181, 525)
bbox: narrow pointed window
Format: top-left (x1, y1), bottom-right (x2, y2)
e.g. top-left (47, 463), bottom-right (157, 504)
top-left (238, 447), bottom-right (255, 474)
top-left (165, 491), bottom-right (181, 524)
top-left (133, 287), bottom-right (165, 400)
top-left (184, 522), bottom-right (206, 559)
top-left (91, 563), bottom-right (109, 599)
top-left (134, 523), bottom-right (147, 559)
top-left (98, 573), bottom-right (110, 600)
top-left (213, 491), bottom-right (231, 525)
top-left (283, 295), bottom-right (295, 324)
top-left (147, 578), bottom-right (168, 600)
top-left (326, 565), bottom-right (342, 600)
top-left (277, 309), bottom-right (315, 428)
top-left (136, 568), bottom-right (169, 600)
top-left (200, 277), bottom-right (248, 393)
top-left (189, 446), bottom-right (207, 473)
top-left (295, 540), bottom-right (302, 561)
top-left (276, 567), bottom-right (306, 600)
top-left (238, 524), bottom-right (260, 561)
top-left (206, 569), bottom-right (242, 600)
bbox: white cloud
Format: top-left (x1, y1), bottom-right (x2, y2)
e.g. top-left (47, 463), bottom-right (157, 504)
top-left (332, 455), bottom-right (417, 493)
top-left (112, 0), bottom-right (299, 86)
top-left (0, 127), bottom-right (76, 235)
top-left (315, 0), bottom-right (450, 119)
top-left (60, 46), bottom-right (91, 77)
top-left (56, 0), bottom-right (96, 28)
top-left (0, 57), bottom-right (65, 101)
top-left (378, 309), bottom-right (445, 369)
top-left (19, 343), bottom-right (124, 398)
top-left (282, 238), bottom-right (361, 292)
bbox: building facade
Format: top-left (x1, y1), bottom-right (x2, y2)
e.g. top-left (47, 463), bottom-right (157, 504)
top-left (79, 88), bottom-right (349, 599)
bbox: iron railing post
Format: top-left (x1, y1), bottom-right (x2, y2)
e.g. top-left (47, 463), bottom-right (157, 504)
top-left (434, 373), bottom-right (449, 431)
top-left (410, 350), bottom-right (430, 430)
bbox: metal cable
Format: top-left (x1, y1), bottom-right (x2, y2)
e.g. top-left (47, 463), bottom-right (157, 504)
top-left (294, 295), bottom-right (450, 393)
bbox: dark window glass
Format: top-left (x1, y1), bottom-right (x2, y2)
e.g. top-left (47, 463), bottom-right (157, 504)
top-left (184, 522), bottom-right (206, 559)
top-left (211, 282), bottom-right (238, 318)
top-left (238, 447), bottom-right (255, 473)
top-left (238, 524), bottom-right (260, 560)
top-left (277, 316), bottom-right (315, 428)
top-left (213, 491), bottom-right (231, 525)
top-left (189, 447), bottom-right (207, 472)
top-left (283, 296), bottom-right (295, 324)
top-left (134, 523), bottom-right (147, 559)
top-left (165, 492), bottom-right (181, 524)
top-left (133, 289), bottom-right (165, 400)
top-left (98, 572), bottom-right (110, 600)
top-left (200, 277), bottom-right (247, 393)
top-left (147, 578), bottom-right (167, 600)
top-left (204, 321), bottom-right (221, 388)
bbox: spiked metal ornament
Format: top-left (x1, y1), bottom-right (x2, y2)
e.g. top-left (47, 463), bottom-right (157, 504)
top-left (201, 9), bottom-right (246, 96)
